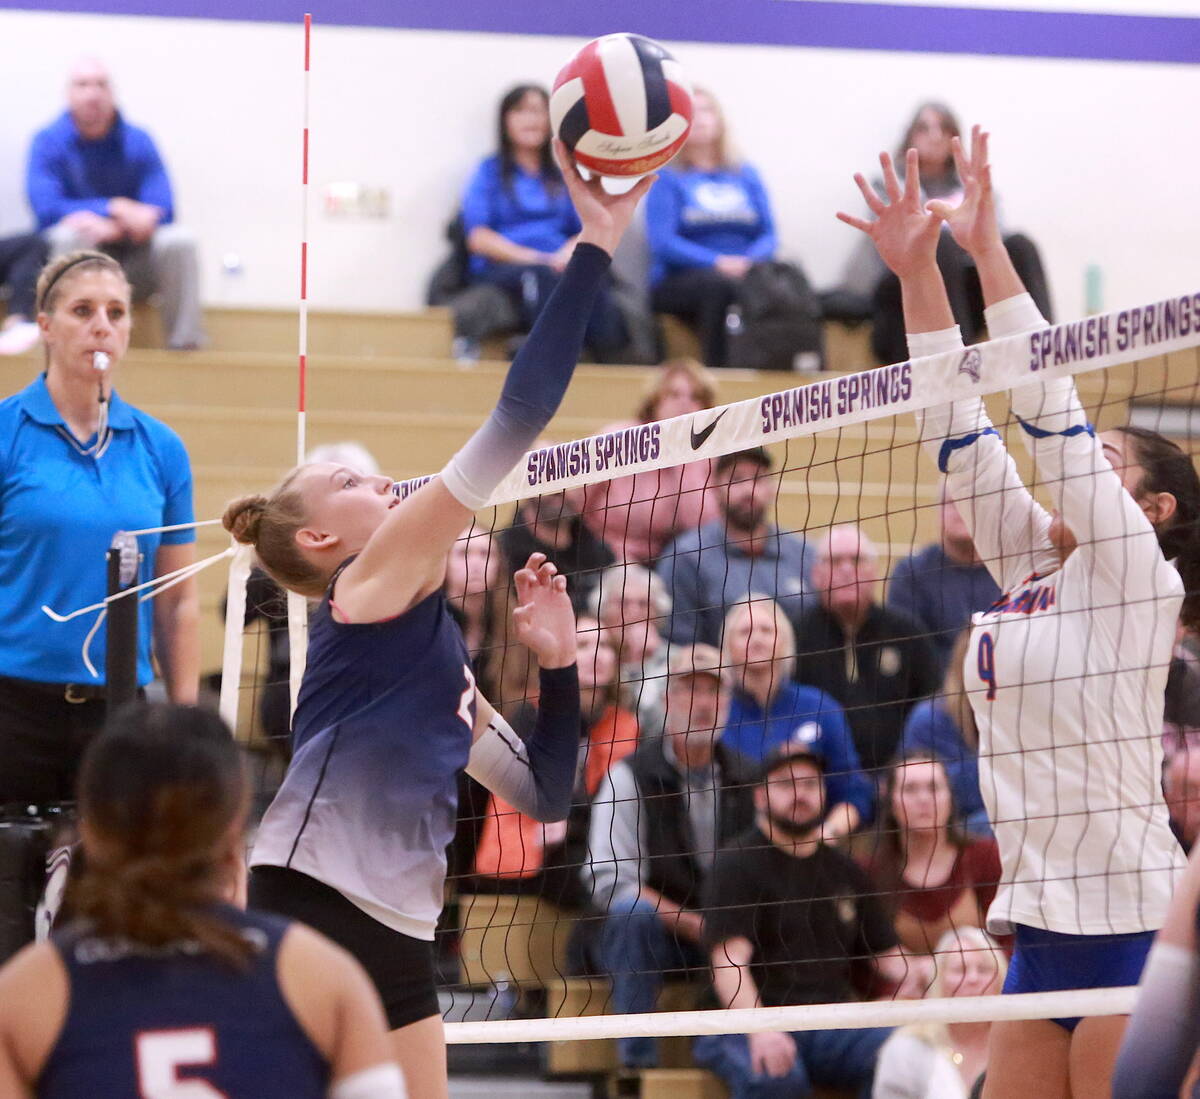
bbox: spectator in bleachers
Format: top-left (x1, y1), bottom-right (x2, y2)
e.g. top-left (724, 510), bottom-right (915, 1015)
top-left (644, 87), bottom-right (778, 369)
top-left (872, 927), bottom-right (1006, 1099)
top-left (0, 250), bottom-right (198, 809)
top-left (499, 481), bottom-right (615, 614)
top-left (897, 631), bottom-right (991, 838)
top-left (858, 754), bottom-right (1001, 958)
top-left (695, 745), bottom-right (907, 1099)
top-left (1163, 632), bottom-right (1200, 762)
top-left (720, 598), bottom-right (873, 837)
top-left (887, 487), bottom-right (1000, 674)
top-left (592, 563), bottom-right (672, 738)
top-left (28, 58), bottom-right (204, 350)
top-left (1164, 749), bottom-right (1200, 855)
top-left (657, 446), bottom-right (812, 648)
top-left (471, 617), bottom-right (637, 909)
top-left (845, 102), bottom-right (1051, 367)
top-left (585, 643), bottom-right (756, 1069)
top-left (0, 232), bottom-right (48, 355)
top-left (581, 359), bottom-right (721, 565)
top-left (460, 83), bottom-right (626, 361)
top-left (794, 525), bottom-right (940, 774)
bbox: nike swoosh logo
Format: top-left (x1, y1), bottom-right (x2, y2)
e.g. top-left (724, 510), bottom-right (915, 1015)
top-left (690, 409), bottom-right (728, 450)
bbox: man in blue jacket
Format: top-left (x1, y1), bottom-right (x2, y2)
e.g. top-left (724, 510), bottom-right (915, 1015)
top-left (27, 58), bottom-right (204, 349)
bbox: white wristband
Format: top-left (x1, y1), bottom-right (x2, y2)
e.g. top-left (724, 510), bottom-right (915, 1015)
top-left (984, 292), bottom-right (1045, 338)
top-left (330, 1062), bottom-right (407, 1099)
top-left (906, 325), bottom-right (964, 359)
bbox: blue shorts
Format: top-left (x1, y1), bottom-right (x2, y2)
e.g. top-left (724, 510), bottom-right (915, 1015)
top-left (1002, 923), bottom-right (1154, 1032)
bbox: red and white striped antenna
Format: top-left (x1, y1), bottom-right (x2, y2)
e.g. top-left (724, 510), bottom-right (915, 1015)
top-left (288, 12), bottom-right (314, 714)
top-left (297, 10), bottom-right (311, 464)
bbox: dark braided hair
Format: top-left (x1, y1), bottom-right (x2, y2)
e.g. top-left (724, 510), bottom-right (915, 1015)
top-left (496, 84), bottom-right (560, 196)
top-left (1111, 425), bottom-right (1200, 630)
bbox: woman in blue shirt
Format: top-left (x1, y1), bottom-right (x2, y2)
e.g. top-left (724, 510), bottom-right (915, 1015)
top-left (644, 88), bottom-right (778, 369)
top-left (461, 84), bottom-right (626, 360)
top-left (0, 249), bottom-right (198, 806)
top-left (719, 598), bottom-right (874, 837)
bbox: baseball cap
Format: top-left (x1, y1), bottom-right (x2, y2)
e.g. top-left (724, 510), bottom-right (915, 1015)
top-left (758, 741), bottom-right (825, 783)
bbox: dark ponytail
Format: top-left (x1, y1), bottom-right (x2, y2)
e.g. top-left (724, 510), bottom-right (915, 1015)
top-left (67, 703), bottom-right (254, 968)
top-left (1112, 425), bottom-right (1200, 630)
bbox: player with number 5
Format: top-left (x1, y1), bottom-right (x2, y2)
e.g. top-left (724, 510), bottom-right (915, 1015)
top-left (840, 126), bottom-right (1200, 1098)
top-left (0, 703), bottom-right (407, 1098)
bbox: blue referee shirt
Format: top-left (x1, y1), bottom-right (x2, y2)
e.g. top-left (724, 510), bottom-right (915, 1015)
top-left (0, 375), bottom-right (194, 685)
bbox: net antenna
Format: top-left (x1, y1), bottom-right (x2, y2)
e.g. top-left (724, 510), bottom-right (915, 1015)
top-left (286, 11), bottom-right (314, 715)
top-left (218, 13), bottom-right (311, 734)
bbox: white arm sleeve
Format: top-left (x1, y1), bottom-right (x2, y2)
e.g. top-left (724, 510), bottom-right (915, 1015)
top-left (910, 324), bottom-right (1057, 592)
top-left (996, 293), bottom-right (1172, 602)
top-left (465, 712), bottom-right (539, 815)
top-left (329, 1063), bottom-right (407, 1099)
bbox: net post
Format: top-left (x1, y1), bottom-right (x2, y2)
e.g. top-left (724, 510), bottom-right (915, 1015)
top-left (104, 531), bottom-right (140, 717)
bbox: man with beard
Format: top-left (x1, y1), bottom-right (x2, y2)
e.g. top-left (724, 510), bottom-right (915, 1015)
top-left (585, 644), bottom-right (756, 1069)
top-left (794, 525), bottom-right (940, 774)
top-left (693, 745), bottom-right (906, 1099)
top-left (657, 447), bottom-right (813, 648)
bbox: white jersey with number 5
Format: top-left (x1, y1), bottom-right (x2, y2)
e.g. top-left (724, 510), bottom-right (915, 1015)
top-left (918, 296), bottom-right (1186, 937)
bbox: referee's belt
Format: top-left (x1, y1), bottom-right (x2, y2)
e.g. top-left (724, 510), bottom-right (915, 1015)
top-left (0, 675), bottom-right (109, 704)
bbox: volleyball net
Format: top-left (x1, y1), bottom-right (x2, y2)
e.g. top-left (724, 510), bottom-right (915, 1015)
top-left (221, 291), bottom-right (1200, 1050)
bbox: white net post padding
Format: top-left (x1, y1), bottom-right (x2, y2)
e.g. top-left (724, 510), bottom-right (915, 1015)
top-left (286, 590), bottom-right (308, 715)
top-left (220, 543), bottom-right (254, 733)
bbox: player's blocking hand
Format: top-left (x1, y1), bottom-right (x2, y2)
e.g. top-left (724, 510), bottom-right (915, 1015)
top-left (512, 552), bottom-right (577, 669)
top-left (836, 147), bottom-right (942, 280)
top-left (927, 125), bottom-right (1006, 261)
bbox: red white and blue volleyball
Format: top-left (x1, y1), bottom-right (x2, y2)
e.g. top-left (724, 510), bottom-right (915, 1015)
top-left (551, 33), bottom-right (693, 179)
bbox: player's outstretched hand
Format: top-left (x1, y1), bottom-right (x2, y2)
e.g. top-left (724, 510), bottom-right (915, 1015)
top-left (926, 125), bottom-right (1005, 261)
top-left (512, 552), bottom-right (577, 669)
top-left (836, 148), bottom-right (941, 280)
top-left (556, 139), bottom-right (657, 259)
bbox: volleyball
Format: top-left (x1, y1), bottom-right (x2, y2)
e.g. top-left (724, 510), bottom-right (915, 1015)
top-left (550, 32), bottom-right (693, 180)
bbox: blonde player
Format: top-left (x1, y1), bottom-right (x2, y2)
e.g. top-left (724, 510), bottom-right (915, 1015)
top-left (840, 129), bottom-right (1200, 1098)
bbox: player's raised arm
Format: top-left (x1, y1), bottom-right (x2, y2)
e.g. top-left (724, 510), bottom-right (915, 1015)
top-left (838, 145), bottom-right (1055, 592)
top-left (229, 147), bottom-right (656, 625)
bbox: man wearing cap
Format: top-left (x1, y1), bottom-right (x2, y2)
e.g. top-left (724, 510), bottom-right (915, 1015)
top-left (656, 447), bottom-right (813, 648)
top-left (584, 644), bottom-right (756, 1069)
top-left (694, 745), bottom-right (908, 1099)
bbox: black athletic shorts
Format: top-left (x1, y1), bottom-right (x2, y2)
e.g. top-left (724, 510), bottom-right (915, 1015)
top-left (248, 864), bottom-right (440, 1029)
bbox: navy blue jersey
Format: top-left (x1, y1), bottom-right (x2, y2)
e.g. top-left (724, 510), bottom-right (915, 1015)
top-left (38, 907), bottom-right (328, 1099)
top-left (250, 566), bottom-right (475, 940)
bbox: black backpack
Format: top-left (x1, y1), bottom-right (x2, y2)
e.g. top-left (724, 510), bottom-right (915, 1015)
top-left (727, 260), bottom-right (825, 372)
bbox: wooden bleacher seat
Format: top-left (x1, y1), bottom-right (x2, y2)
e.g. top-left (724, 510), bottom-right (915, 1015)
top-left (457, 892), bottom-right (573, 989)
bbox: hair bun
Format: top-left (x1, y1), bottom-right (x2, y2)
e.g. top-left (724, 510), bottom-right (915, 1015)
top-left (222, 495), bottom-right (268, 545)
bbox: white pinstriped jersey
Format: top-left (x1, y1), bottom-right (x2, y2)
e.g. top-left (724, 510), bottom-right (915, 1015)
top-left (917, 298), bottom-right (1186, 936)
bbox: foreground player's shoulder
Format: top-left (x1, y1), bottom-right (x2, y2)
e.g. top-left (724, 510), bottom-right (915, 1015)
top-left (0, 940), bottom-right (69, 1083)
